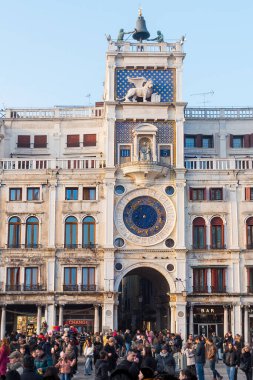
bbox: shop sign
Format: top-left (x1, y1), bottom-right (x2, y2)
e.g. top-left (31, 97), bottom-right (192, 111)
top-left (194, 306), bottom-right (224, 314)
top-left (64, 319), bottom-right (93, 326)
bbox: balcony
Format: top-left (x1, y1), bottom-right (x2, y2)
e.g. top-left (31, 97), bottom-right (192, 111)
top-left (23, 284), bottom-right (46, 291)
top-left (120, 160), bottom-right (172, 182)
top-left (63, 244), bottom-right (98, 250)
top-left (192, 286), bottom-right (209, 293)
top-left (0, 158), bottom-right (106, 171)
top-left (210, 286), bottom-right (227, 293)
top-left (63, 284), bottom-right (97, 292)
top-left (185, 158), bottom-right (253, 171)
top-left (107, 40), bottom-right (183, 54)
top-left (5, 106), bottom-right (104, 120)
top-left (6, 244), bottom-right (42, 250)
top-left (6, 284), bottom-right (21, 291)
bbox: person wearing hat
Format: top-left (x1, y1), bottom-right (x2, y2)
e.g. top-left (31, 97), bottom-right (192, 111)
top-left (156, 345), bottom-right (175, 375)
top-left (7, 351), bottom-right (23, 375)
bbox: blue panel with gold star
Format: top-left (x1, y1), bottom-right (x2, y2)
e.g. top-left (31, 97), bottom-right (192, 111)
top-left (116, 68), bottom-right (175, 102)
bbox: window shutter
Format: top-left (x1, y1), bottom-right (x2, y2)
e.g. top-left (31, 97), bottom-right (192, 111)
top-left (230, 134), bottom-right (233, 147)
top-left (211, 268), bottom-right (217, 290)
top-left (204, 188), bottom-right (207, 200)
top-left (189, 187), bottom-right (193, 201)
top-left (222, 269), bottom-right (226, 289)
top-left (196, 134), bottom-right (202, 148)
top-left (204, 269), bottom-right (207, 289)
top-left (34, 135), bottom-right (47, 148)
top-left (250, 134), bottom-right (253, 148)
top-left (244, 135), bottom-right (250, 148)
top-left (67, 135), bottom-right (79, 147)
top-left (18, 135), bottom-right (30, 148)
top-left (83, 134), bottom-right (96, 146)
top-left (245, 187), bottom-right (251, 201)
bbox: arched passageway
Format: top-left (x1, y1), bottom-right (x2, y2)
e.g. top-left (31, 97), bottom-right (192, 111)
top-left (118, 267), bottom-right (170, 331)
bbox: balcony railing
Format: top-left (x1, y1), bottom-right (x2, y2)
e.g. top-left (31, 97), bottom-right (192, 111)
top-left (6, 106), bottom-right (104, 119)
top-left (185, 158), bottom-right (253, 171)
top-left (6, 244), bottom-right (42, 249)
top-left (63, 284), bottom-right (97, 292)
top-left (0, 158), bottom-right (106, 171)
top-left (210, 286), bottom-right (227, 293)
top-left (6, 284), bottom-right (21, 291)
top-left (63, 244), bottom-right (98, 250)
top-left (192, 286), bottom-right (209, 293)
top-left (185, 107), bottom-right (253, 120)
top-left (107, 40), bottom-right (183, 54)
top-left (23, 284), bottom-right (46, 291)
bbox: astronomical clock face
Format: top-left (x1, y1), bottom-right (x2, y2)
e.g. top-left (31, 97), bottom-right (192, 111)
top-left (115, 188), bottom-right (176, 246)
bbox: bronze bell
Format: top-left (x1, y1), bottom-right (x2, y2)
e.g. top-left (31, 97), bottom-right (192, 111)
top-left (132, 9), bottom-right (150, 42)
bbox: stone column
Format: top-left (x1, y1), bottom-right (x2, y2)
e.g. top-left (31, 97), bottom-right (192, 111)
top-left (0, 306), bottom-right (6, 340)
top-left (47, 304), bottom-right (56, 329)
top-left (175, 119), bottom-right (185, 169)
top-left (233, 303), bottom-right (242, 335)
top-left (106, 118), bottom-right (115, 168)
top-left (36, 305), bottom-right (42, 335)
top-left (224, 306), bottom-right (229, 335)
top-left (59, 305), bottom-right (64, 327)
top-left (206, 221), bottom-right (211, 248)
top-left (94, 305), bottom-right (100, 333)
top-left (167, 307), bottom-right (170, 330)
top-left (189, 306), bottom-right (194, 335)
top-left (48, 183), bottom-right (57, 248)
top-left (114, 304), bottom-right (118, 331)
top-left (244, 306), bottom-right (249, 345)
top-left (170, 305), bottom-right (176, 333)
top-left (175, 182), bottom-right (186, 249)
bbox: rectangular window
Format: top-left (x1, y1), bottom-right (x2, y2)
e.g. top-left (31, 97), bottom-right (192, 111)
top-left (248, 268), bottom-right (253, 293)
top-left (81, 267), bottom-right (95, 291)
top-left (120, 149), bottom-right (131, 157)
top-left (210, 188), bottom-right (223, 201)
top-left (211, 268), bottom-right (226, 293)
top-left (27, 188), bottom-right (40, 201)
top-left (232, 136), bottom-right (244, 148)
top-left (65, 188), bottom-right (78, 200)
top-left (64, 267), bottom-right (77, 291)
top-left (202, 136), bottom-right (213, 148)
top-left (190, 188), bottom-right (206, 201)
top-left (185, 136), bottom-right (196, 148)
top-left (83, 187), bottom-right (96, 200)
top-left (9, 188), bottom-right (22, 201)
top-left (245, 188), bottom-right (253, 201)
top-left (211, 225), bottom-right (223, 249)
top-left (24, 267), bottom-right (38, 290)
top-left (6, 268), bottom-right (20, 291)
top-left (193, 268), bottom-right (208, 293)
top-left (67, 135), bottom-right (80, 147)
top-left (17, 135), bottom-right (30, 148)
top-left (83, 134), bottom-right (96, 146)
top-left (193, 226), bottom-right (205, 249)
top-left (34, 135), bottom-right (47, 148)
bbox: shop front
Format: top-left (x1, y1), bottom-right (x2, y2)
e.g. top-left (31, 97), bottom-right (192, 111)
top-left (64, 319), bottom-right (93, 333)
top-left (193, 305), bottom-right (224, 337)
top-left (17, 315), bottom-right (46, 336)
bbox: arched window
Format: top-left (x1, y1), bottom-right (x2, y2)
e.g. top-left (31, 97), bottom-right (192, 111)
top-left (65, 216), bottom-right (78, 248)
top-left (82, 217), bottom-right (95, 247)
top-left (8, 217), bottom-right (21, 248)
top-left (26, 217), bottom-right (39, 248)
top-left (193, 217), bottom-right (206, 249)
top-left (211, 217), bottom-right (224, 249)
top-left (246, 217), bottom-right (253, 249)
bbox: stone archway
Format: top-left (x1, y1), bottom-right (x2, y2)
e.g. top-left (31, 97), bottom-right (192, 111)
top-left (116, 264), bottom-right (173, 331)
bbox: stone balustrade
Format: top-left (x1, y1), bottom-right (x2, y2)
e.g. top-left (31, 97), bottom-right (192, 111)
top-left (5, 106), bottom-right (104, 119)
top-left (185, 158), bottom-right (253, 170)
top-left (185, 107), bottom-right (253, 119)
top-left (0, 158), bottom-right (106, 171)
top-left (108, 41), bottom-right (183, 53)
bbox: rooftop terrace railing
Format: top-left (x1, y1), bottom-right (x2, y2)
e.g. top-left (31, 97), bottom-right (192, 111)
top-left (107, 41), bottom-right (183, 53)
top-left (185, 158), bottom-right (253, 170)
top-left (4, 106), bottom-right (104, 119)
top-left (185, 107), bottom-right (253, 119)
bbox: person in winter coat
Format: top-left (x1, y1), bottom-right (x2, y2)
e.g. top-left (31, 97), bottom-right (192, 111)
top-left (83, 340), bottom-right (94, 376)
top-left (183, 342), bottom-right (196, 376)
top-left (34, 349), bottom-right (48, 375)
top-left (20, 356), bottom-right (43, 380)
top-left (7, 351), bottom-right (23, 375)
top-left (156, 345), bottom-right (176, 376)
top-left (104, 338), bottom-right (118, 372)
top-left (95, 351), bottom-right (109, 380)
top-left (194, 336), bottom-right (206, 380)
top-left (94, 337), bottom-right (104, 365)
top-left (55, 352), bottom-right (75, 380)
top-left (141, 347), bottom-right (156, 372)
top-left (116, 350), bottom-right (140, 380)
top-left (240, 346), bottom-right (252, 380)
top-left (0, 339), bottom-right (11, 380)
top-left (205, 337), bottom-right (222, 380)
top-left (223, 343), bottom-right (240, 380)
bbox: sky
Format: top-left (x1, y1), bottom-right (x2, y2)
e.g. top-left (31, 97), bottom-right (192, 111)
top-left (1, 0), bottom-right (253, 108)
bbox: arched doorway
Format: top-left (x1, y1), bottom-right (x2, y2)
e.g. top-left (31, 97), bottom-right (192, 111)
top-left (117, 267), bottom-right (170, 331)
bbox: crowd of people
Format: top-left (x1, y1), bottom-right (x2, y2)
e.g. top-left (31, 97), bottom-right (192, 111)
top-left (0, 327), bottom-right (252, 380)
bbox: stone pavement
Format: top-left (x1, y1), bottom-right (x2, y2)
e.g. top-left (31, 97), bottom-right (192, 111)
top-left (74, 357), bottom-right (247, 380)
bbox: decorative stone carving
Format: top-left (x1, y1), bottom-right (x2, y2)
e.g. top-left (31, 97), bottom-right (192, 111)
top-left (139, 141), bottom-right (152, 161)
top-left (118, 77), bottom-right (154, 102)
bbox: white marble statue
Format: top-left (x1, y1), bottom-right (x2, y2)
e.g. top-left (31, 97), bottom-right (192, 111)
top-left (119, 77), bottom-right (153, 102)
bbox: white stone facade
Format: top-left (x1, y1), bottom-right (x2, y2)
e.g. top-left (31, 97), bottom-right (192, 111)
top-left (0, 37), bottom-right (253, 344)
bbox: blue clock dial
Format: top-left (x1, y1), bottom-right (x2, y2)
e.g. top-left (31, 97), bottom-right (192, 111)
top-left (123, 196), bottom-right (166, 237)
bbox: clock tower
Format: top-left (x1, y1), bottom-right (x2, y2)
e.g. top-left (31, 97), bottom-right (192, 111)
top-left (103, 10), bottom-right (187, 337)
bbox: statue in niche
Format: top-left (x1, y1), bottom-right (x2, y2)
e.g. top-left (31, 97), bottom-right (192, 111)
top-left (139, 141), bottom-right (152, 161)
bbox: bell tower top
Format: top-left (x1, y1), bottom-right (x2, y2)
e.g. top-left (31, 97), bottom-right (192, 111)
top-left (138, 7), bottom-right (142, 17)
top-left (132, 8), bottom-right (150, 42)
